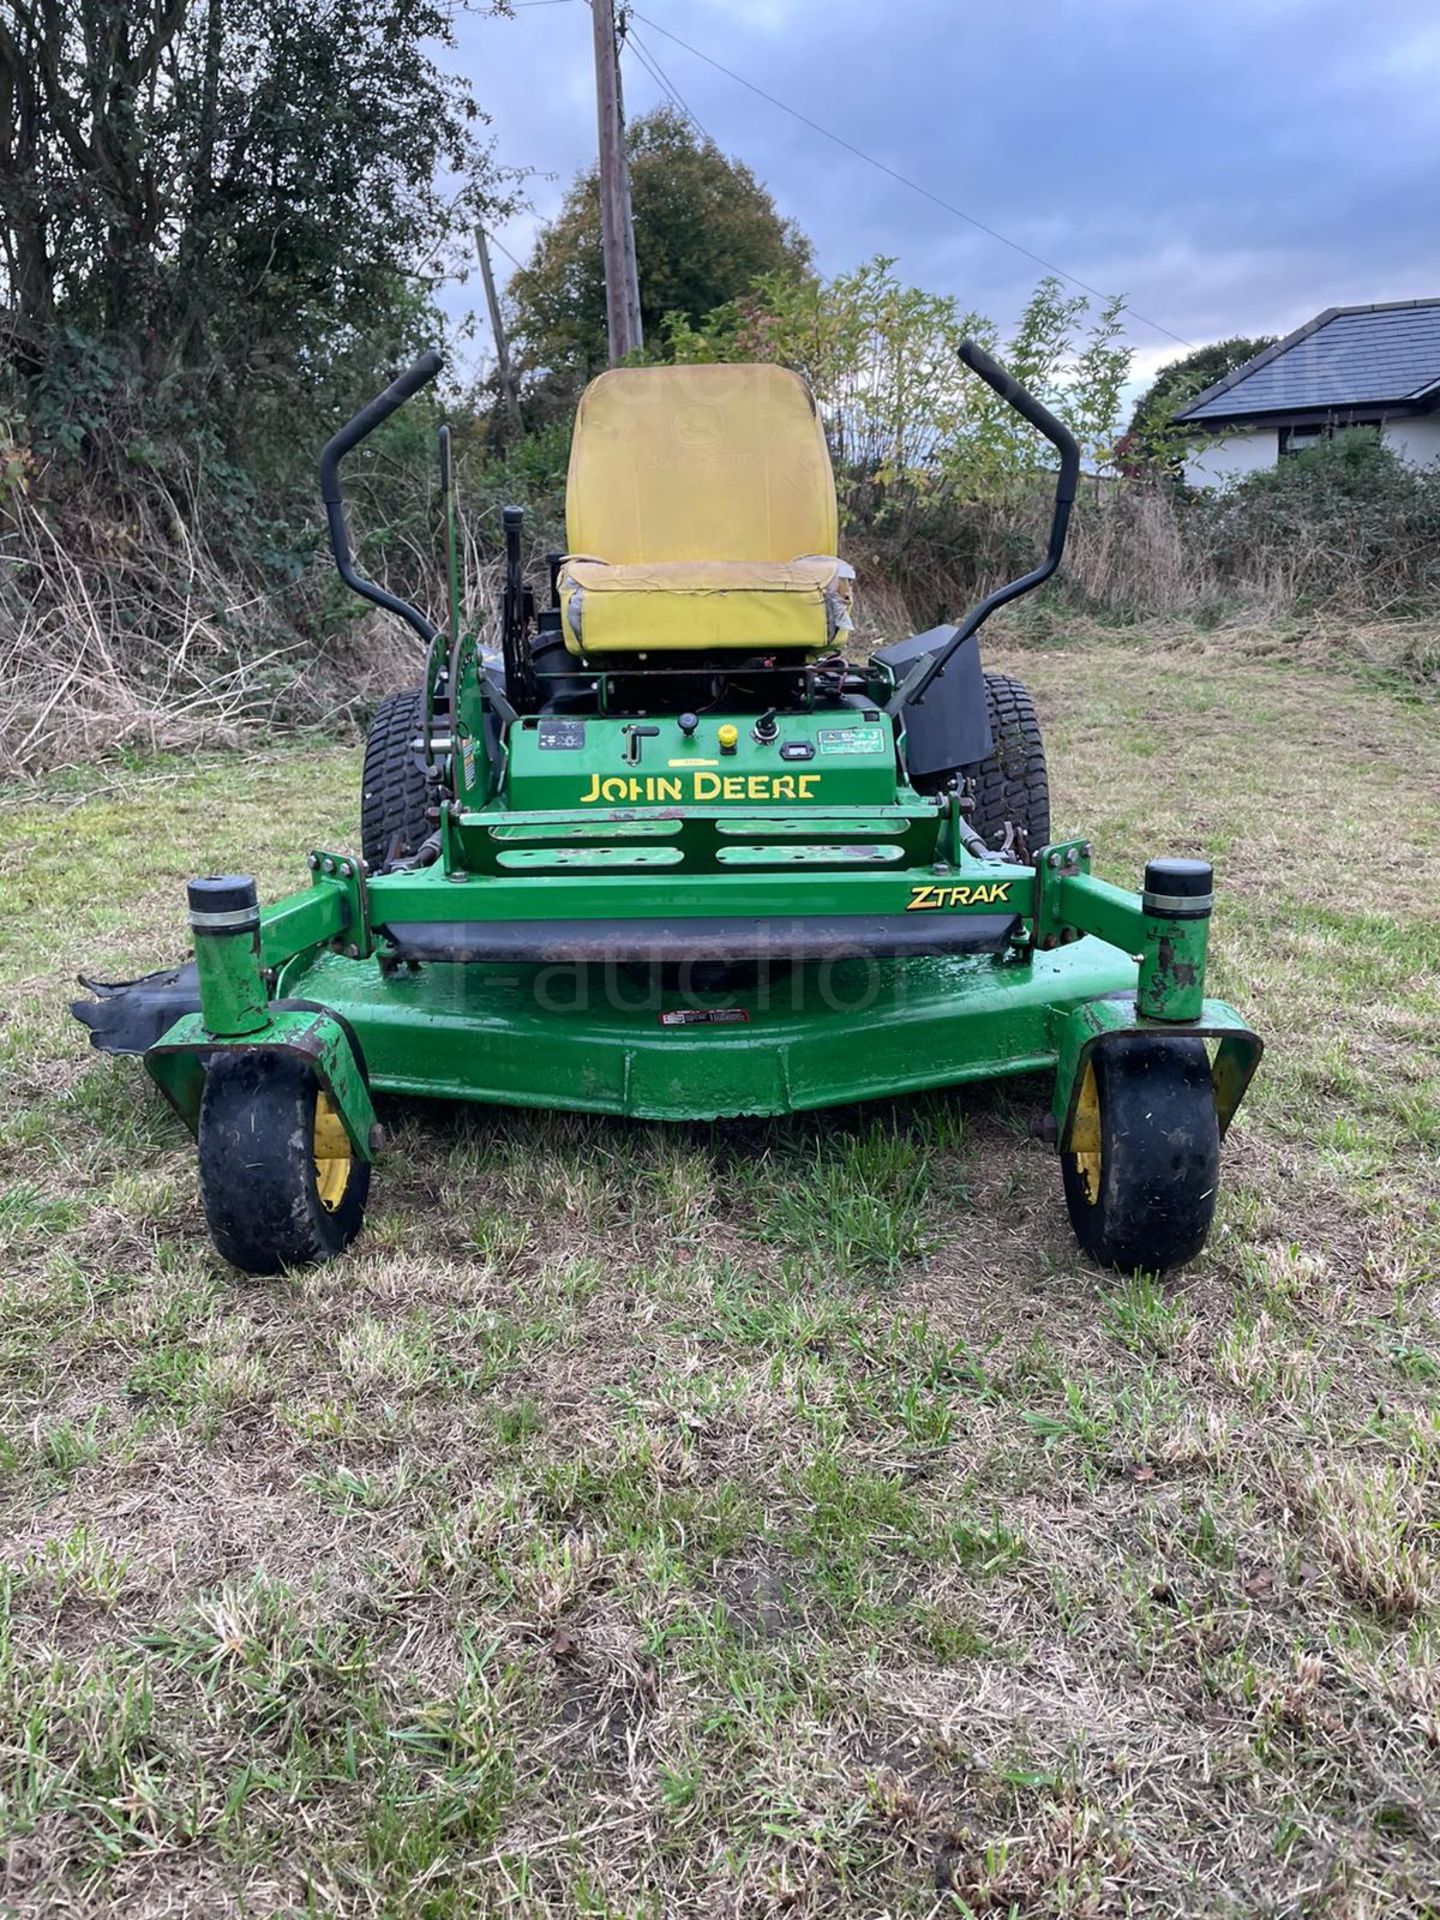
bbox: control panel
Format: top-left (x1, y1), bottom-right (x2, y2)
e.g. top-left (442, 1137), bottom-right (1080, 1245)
top-left (505, 711), bottom-right (898, 810)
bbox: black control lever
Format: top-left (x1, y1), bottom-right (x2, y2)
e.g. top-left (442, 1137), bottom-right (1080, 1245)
top-left (501, 505), bottom-right (540, 713)
top-left (318, 349), bottom-right (443, 643)
top-left (623, 724), bottom-right (661, 764)
top-left (889, 339), bottom-right (1081, 712)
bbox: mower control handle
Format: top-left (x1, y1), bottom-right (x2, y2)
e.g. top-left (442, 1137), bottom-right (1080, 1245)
top-left (318, 348), bottom-right (444, 644)
top-left (889, 340), bottom-right (1081, 714)
top-left (957, 339), bottom-right (1081, 501)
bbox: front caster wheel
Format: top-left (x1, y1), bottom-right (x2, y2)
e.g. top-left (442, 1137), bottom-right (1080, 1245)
top-left (198, 1051), bottom-right (371, 1274)
top-left (1061, 1036), bottom-right (1219, 1274)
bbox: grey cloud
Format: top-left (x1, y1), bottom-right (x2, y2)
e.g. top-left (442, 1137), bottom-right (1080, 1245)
top-left (441, 0), bottom-right (1440, 370)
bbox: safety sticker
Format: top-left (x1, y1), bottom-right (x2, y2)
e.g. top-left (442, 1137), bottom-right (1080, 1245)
top-left (658, 1007), bottom-right (751, 1027)
top-left (816, 727), bottom-right (884, 755)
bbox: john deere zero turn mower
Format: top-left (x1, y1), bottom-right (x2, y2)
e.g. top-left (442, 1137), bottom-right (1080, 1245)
top-left (74, 344), bottom-right (1261, 1275)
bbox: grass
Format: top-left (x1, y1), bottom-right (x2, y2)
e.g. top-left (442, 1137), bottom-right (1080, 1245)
top-left (1, 625), bottom-right (1439, 1915)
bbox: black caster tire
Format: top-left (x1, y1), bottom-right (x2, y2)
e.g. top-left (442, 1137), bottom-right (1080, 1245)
top-left (198, 1051), bottom-right (371, 1274)
top-left (361, 688), bottom-right (432, 871)
top-left (1061, 1036), bottom-right (1219, 1274)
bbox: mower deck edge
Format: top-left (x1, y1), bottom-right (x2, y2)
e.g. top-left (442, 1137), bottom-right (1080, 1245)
top-left (253, 938), bottom-right (1142, 1121)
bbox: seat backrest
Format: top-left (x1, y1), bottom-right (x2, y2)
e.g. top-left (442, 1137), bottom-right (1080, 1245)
top-left (565, 363), bottom-right (839, 563)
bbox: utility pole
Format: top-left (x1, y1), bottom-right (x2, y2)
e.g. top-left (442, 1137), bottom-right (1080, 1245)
top-left (591, 0), bottom-right (642, 363)
top-left (474, 225), bottom-right (522, 441)
top-left (613, 10), bottom-right (643, 355)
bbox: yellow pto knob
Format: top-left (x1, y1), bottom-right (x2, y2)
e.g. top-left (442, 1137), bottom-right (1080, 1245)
top-left (717, 724), bottom-right (739, 754)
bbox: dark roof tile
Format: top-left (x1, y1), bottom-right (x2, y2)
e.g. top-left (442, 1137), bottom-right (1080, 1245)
top-left (1176, 300), bottom-right (1440, 422)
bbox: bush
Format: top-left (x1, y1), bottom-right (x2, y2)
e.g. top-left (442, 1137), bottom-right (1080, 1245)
top-left (1195, 431), bottom-right (1440, 614)
top-left (850, 434), bottom-right (1440, 661)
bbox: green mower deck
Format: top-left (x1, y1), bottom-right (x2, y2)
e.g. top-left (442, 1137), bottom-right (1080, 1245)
top-left (94, 819), bottom-right (1259, 1274)
top-left (157, 938), bottom-right (1221, 1124)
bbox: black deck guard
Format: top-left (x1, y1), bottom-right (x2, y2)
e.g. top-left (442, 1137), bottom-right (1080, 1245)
top-left (380, 913), bottom-right (1019, 965)
top-left (72, 965), bottom-right (202, 1057)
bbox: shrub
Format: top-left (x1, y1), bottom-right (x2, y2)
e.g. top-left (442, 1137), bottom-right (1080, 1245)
top-left (1194, 431), bottom-right (1440, 613)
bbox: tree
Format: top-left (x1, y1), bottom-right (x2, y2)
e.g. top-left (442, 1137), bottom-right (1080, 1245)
top-left (666, 259), bottom-right (1132, 503)
top-left (0, 0), bottom-right (510, 424)
top-left (1124, 336), bottom-right (1276, 468)
top-left (508, 107), bottom-right (811, 379)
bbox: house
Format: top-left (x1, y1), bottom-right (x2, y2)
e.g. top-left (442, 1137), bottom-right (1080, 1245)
top-left (1173, 298), bottom-right (1440, 487)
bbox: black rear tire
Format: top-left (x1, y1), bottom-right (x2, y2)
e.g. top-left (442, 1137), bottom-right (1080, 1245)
top-left (361, 688), bottom-right (432, 871)
top-left (1061, 1036), bottom-right (1219, 1274)
top-left (198, 1051), bottom-right (371, 1274)
top-left (965, 673), bottom-right (1050, 852)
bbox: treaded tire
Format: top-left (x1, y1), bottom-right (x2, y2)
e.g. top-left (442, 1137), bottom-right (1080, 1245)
top-left (1061, 1036), bottom-right (1219, 1274)
top-left (198, 1051), bottom-right (371, 1274)
top-left (965, 673), bottom-right (1050, 852)
top-left (362, 688), bottom-right (431, 871)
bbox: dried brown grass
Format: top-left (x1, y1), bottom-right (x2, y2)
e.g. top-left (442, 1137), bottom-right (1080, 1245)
top-left (857, 475), bottom-right (1440, 679)
top-left (0, 482), bottom-right (448, 776)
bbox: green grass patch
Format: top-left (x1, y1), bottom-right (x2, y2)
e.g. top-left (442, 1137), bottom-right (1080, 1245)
top-left (2, 638), bottom-right (1439, 1911)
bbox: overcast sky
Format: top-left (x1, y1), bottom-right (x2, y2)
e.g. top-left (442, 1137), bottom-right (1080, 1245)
top-left (439, 0), bottom-right (1440, 392)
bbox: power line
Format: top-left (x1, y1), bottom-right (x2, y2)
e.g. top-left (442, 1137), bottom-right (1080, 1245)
top-left (624, 33), bottom-right (691, 128)
top-left (483, 226), bottom-right (528, 273)
top-left (628, 7), bottom-right (1194, 350)
top-left (624, 25), bottom-right (713, 146)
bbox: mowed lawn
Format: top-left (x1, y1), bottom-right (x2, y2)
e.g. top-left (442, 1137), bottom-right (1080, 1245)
top-left (1, 632), bottom-right (1438, 1919)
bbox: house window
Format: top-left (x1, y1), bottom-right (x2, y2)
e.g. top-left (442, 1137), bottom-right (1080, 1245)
top-left (1279, 420), bottom-right (1381, 457)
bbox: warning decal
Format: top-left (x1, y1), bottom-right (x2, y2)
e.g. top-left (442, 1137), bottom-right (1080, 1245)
top-left (658, 1007), bottom-right (751, 1027)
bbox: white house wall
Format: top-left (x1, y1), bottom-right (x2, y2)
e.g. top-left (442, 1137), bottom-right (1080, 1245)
top-left (1383, 413), bottom-right (1440, 466)
top-left (1185, 412), bottom-right (1440, 485)
top-left (1183, 429), bottom-right (1280, 487)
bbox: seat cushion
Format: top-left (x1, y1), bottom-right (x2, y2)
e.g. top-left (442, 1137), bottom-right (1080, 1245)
top-left (558, 555), bottom-right (854, 655)
top-left (566, 364), bottom-right (839, 565)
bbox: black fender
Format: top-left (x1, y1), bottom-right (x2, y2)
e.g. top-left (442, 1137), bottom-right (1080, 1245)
top-left (874, 627), bottom-right (992, 787)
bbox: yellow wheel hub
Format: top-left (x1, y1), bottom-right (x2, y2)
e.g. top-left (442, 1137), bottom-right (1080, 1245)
top-left (313, 1090), bottom-right (352, 1212)
top-left (1070, 1060), bottom-right (1103, 1205)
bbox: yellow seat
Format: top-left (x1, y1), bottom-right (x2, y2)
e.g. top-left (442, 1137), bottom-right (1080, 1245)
top-left (560, 363), bottom-right (851, 655)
